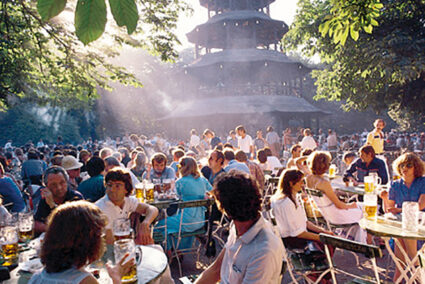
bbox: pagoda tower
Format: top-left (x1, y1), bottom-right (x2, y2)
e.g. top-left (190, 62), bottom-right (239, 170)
top-left (162, 0), bottom-right (327, 134)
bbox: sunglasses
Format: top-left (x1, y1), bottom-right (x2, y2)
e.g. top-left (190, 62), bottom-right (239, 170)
top-left (400, 163), bottom-right (414, 169)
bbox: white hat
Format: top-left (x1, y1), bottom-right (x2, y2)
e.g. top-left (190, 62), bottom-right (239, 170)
top-left (62, 155), bottom-right (83, 171)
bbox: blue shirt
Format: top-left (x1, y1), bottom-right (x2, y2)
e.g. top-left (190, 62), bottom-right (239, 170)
top-left (21, 159), bottom-right (47, 181)
top-left (343, 157), bottom-right (388, 184)
top-left (77, 175), bottom-right (105, 202)
top-left (142, 166), bottom-right (176, 182)
top-left (224, 160), bottom-right (250, 174)
top-left (170, 162), bottom-right (178, 174)
top-left (0, 177), bottom-right (26, 212)
top-left (389, 177), bottom-right (425, 209)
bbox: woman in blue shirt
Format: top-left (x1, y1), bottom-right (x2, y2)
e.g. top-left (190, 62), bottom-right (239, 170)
top-left (385, 152), bottom-right (425, 281)
top-left (155, 156), bottom-right (211, 251)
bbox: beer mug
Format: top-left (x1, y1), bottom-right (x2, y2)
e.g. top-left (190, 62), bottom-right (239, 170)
top-left (369, 172), bottom-right (382, 191)
top-left (18, 212), bottom-right (34, 243)
top-left (135, 183), bottom-right (144, 202)
top-left (163, 179), bottom-right (172, 192)
top-left (145, 183), bottom-right (155, 203)
top-left (328, 164), bottom-right (337, 178)
top-left (114, 239), bottom-right (142, 283)
top-left (113, 218), bottom-right (132, 241)
top-left (0, 225), bottom-right (19, 265)
top-left (363, 194), bottom-right (378, 220)
top-left (364, 176), bottom-right (375, 193)
top-left (402, 202), bottom-right (421, 232)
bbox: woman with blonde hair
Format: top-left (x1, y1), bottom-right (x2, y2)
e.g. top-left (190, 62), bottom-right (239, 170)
top-left (154, 156), bottom-right (212, 251)
top-left (297, 151), bottom-right (365, 242)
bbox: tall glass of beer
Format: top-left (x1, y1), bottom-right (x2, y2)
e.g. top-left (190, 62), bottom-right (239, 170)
top-left (328, 164), bottom-right (337, 179)
top-left (364, 176), bottom-right (375, 193)
top-left (18, 212), bottom-right (34, 243)
top-left (364, 194), bottom-right (378, 220)
top-left (0, 225), bottom-right (19, 265)
top-left (145, 183), bottom-right (155, 203)
top-left (135, 183), bottom-right (144, 202)
top-left (114, 239), bottom-right (142, 283)
top-left (113, 218), bottom-right (132, 241)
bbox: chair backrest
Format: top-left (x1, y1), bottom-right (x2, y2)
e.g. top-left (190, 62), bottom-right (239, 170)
top-left (305, 188), bottom-right (323, 197)
top-left (176, 199), bottom-right (214, 209)
top-left (319, 233), bottom-right (382, 259)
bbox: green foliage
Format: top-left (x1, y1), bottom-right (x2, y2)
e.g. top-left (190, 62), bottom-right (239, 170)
top-left (37, 0), bottom-right (67, 20)
top-left (284, 0), bottom-right (425, 128)
top-left (75, 0), bottom-right (107, 44)
top-left (109, 0), bottom-right (139, 34)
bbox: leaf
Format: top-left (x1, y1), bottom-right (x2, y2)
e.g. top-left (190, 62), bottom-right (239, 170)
top-left (371, 19), bottom-right (379, 26)
top-left (340, 25), bottom-right (349, 46)
top-left (37, 0), bottom-right (67, 21)
top-left (363, 25), bottom-right (373, 34)
top-left (109, 0), bottom-right (139, 34)
top-left (350, 24), bottom-right (359, 41)
top-left (75, 0), bottom-right (107, 45)
top-left (319, 20), bottom-right (331, 37)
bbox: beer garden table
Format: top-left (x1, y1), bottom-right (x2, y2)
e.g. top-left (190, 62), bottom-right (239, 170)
top-left (359, 217), bottom-right (425, 284)
top-left (331, 176), bottom-right (389, 196)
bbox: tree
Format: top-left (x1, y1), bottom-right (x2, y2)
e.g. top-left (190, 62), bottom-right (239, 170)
top-left (283, 0), bottom-right (425, 129)
top-left (0, 0), bottom-right (190, 110)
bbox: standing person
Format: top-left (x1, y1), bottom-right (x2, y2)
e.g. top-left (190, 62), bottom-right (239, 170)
top-left (95, 168), bottom-right (158, 245)
top-left (34, 166), bottom-right (84, 234)
top-left (367, 119), bottom-right (386, 155)
top-left (300, 128), bottom-right (317, 151)
top-left (236, 125), bottom-right (254, 159)
top-left (381, 153), bottom-right (425, 282)
top-left (195, 171), bottom-right (284, 284)
top-left (266, 126), bottom-right (281, 157)
top-left (189, 129), bottom-right (200, 153)
top-left (227, 130), bottom-right (238, 149)
top-left (283, 128), bottom-right (293, 152)
top-left (253, 130), bottom-right (267, 157)
top-left (204, 129), bottom-right (221, 150)
top-left (29, 201), bottom-right (133, 284)
top-left (327, 129), bottom-right (338, 151)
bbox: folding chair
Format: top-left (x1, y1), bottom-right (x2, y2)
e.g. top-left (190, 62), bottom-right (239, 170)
top-left (319, 233), bottom-right (383, 283)
top-left (169, 199), bottom-right (214, 276)
top-left (151, 202), bottom-right (171, 248)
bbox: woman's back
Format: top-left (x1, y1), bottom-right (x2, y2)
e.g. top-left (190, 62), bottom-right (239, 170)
top-left (29, 267), bottom-right (91, 284)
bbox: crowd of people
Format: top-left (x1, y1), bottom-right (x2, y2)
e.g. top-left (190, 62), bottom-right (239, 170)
top-left (1, 119), bottom-right (425, 283)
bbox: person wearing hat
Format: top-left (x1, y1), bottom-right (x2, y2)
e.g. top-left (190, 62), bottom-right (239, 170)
top-left (62, 155), bottom-right (83, 191)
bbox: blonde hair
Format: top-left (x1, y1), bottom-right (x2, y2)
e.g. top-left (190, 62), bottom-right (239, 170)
top-left (393, 153), bottom-right (425, 178)
top-left (179, 156), bottom-right (200, 178)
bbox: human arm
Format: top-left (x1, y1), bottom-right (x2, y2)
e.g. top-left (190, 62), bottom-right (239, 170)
top-left (319, 180), bottom-right (358, 209)
top-left (135, 202), bottom-right (159, 245)
top-left (105, 253), bottom-right (135, 284)
top-left (343, 159), bottom-right (359, 185)
top-left (418, 194), bottom-right (425, 211)
top-left (194, 248), bottom-right (224, 284)
top-left (295, 156), bottom-right (311, 175)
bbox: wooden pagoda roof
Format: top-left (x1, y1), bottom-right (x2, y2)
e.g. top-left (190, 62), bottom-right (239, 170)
top-left (160, 95), bottom-right (328, 120)
top-left (187, 10), bottom-right (287, 48)
top-left (199, 0), bottom-right (276, 11)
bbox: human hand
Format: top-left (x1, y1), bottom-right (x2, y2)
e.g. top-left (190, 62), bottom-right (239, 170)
top-left (40, 188), bottom-right (55, 208)
top-left (135, 222), bottom-right (154, 245)
top-left (106, 253), bottom-right (135, 284)
top-left (387, 207), bottom-right (401, 214)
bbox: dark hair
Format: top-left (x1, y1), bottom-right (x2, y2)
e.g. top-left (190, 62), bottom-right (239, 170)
top-left (343, 152), bottom-right (356, 162)
top-left (235, 150), bottom-right (247, 162)
top-left (275, 169), bottom-right (304, 208)
top-left (27, 150), bottom-right (39, 160)
top-left (105, 168), bottom-right (133, 196)
top-left (104, 156), bottom-right (120, 167)
top-left (151, 152), bottom-right (167, 165)
top-left (213, 171), bottom-right (261, 222)
top-left (301, 148), bottom-right (313, 157)
top-left (210, 150), bottom-right (224, 166)
top-left (308, 151), bottom-right (331, 176)
top-left (223, 143), bottom-right (233, 149)
top-left (86, 157), bottom-right (105, 177)
top-left (359, 145), bottom-right (375, 158)
top-left (173, 149), bottom-right (185, 159)
top-left (41, 201), bottom-right (107, 273)
top-left (264, 147), bottom-right (273, 157)
top-left (43, 166), bottom-right (69, 186)
top-left (290, 144), bottom-right (302, 154)
top-left (257, 149), bottom-right (267, 163)
top-left (235, 125), bottom-right (246, 133)
top-left (223, 149), bottom-right (235, 161)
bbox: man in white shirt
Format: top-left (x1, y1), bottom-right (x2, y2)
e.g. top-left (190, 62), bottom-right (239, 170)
top-left (96, 168), bottom-right (158, 245)
top-left (195, 172), bottom-right (284, 284)
top-left (189, 129), bottom-right (200, 151)
top-left (236, 125), bottom-right (254, 159)
top-left (300, 128), bottom-right (317, 150)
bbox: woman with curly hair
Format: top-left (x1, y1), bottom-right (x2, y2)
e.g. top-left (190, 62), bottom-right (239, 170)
top-left (29, 200), bottom-right (133, 284)
top-left (297, 151), bottom-right (365, 242)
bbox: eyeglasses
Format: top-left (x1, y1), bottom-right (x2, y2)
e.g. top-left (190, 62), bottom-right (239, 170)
top-left (400, 163), bottom-right (414, 169)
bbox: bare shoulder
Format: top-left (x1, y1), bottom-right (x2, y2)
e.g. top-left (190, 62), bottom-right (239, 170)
top-left (80, 274), bottom-right (98, 284)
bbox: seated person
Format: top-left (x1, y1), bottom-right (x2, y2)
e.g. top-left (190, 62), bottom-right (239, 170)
top-left (343, 145), bottom-right (388, 186)
top-left (34, 166), bottom-right (83, 234)
top-left (382, 153), bottom-right (425, 282)
top-left (29, 201), bottom-right (133, 284)
top-left (297, 151), bottom-right (366, 243)
top-left (223, 149), bottom-right (250, 174)
top-left (0, 163), bottom-right (26, 213)
top-left (96, 168), bottom-right (158, 245)
top-left (142, 153), bottom-right (176, 183)
top-left (155, 157), bottom-right (211, 252)
top-left (286, 144), bottom-right (302, 169)
top-left (77, 157), bottom-right (106, 202)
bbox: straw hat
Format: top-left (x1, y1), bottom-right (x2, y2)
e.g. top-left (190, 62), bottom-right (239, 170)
top-left (62, 155), bottom-right (83, 171)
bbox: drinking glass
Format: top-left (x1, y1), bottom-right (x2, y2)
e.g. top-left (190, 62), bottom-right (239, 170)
top-left (145, 183), bottom-right (155, 202)
top-left (364, 176), bottom-right (375, 193)
top-left (402, 202), bottom-right (419, 232)
top-left (0, 225), bottom-right (19, 265)
top-left (363, 194), bottom-right (378, 220)
top-left (328, 164), bottom-right (337, 178)
top-left (135, 183), bottom-right (144, 202)
top-left (114, 239), bottom-right (142, 283)
top-left (113, 218), bottom-right (131, 241)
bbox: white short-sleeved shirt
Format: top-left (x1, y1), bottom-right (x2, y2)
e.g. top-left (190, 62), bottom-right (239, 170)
top-left (271, 196), bottom-right (307, 238)
top-left (300, 136), bottom-right (317, 150)
top-left (95, 195), bottom-right (139, 230)
top-left (189, 134), bottom-right (200, 148)
top-left (238, 135), bottom-right (253, 153)
top-left (220, 217), bottom-right (284, 284)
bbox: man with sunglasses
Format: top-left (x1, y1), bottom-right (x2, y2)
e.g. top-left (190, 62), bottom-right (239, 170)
top-left (343, 145), bottom-right (388, 186)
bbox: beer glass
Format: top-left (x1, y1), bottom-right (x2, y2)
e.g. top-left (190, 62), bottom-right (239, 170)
top-left (145, 183), bottom-right (155, 203)
top-left (113, 218), bottom-right (132, 241)
top-left (363, 194), bottom-right (378, 220)
top-left (0, 225), bottom-right (19, 265)
top-left (402, 202), bottom-right (419, 232)
top-left (18, 212), bottom-right (34, 243)
top-left (135, 183), bottom-right (144, 202)
top-left (114, 239), bottom-right (142, 283)
top-left (364, 176), bottom-right (375, 193)
top-left (328, 164), bottom-right (337, 178)
top-left (163, 179), bottom-right (172, 192)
